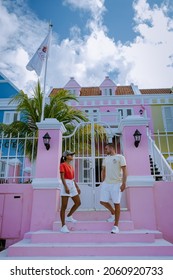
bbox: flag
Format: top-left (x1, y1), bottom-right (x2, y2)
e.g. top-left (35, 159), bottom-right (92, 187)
top-left (26, 31), bottom-right (51, 76)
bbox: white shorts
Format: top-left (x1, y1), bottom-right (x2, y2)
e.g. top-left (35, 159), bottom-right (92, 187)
top-left (60, 179), bottom-right (78, 197)
top-left (100, 181), bottom-right (122, 204)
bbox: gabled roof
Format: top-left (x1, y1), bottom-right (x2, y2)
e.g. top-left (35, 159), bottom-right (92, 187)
top-left (0, 71), bottom-right (20, 98)
top-left (100, 76), bottom-right (116, 88)
top-left (64, 77), bottom-right (81, 89)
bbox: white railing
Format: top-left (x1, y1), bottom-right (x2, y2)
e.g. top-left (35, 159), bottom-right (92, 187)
top-left (148, 130), bottom-right (173, 181)
top-left (0, 133), bottom-right (37, 184)
top-left (86, 112), bottom-right (123, 125)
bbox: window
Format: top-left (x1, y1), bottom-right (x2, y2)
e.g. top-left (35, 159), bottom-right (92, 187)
top-left (69, 89), bottom-right (76, 95)
top-left (162, 106), bottom-right (173, 132)
top-left (104, 88), bottom-right (112, 96)
top-left (84, 109), bottom-right (100, 122)
top-left (3, 112), bottom-right (20, 124)
top-left (117, 108), bottom-right (132, 119)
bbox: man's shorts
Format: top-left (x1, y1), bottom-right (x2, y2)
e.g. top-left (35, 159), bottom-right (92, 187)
top-left (100, 181), bottom-right (122, 204)
top-left (60, 179), bottom-right (78, 197)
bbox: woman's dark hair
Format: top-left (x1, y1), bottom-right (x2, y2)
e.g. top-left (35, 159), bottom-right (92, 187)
top-left (60, 156), bottom-right (66, 163)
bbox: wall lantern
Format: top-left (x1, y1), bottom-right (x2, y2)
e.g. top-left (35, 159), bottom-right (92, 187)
top-left (139, 109), bottom-right (143, 115)
top-left (133, 129), bottom-right (142, 148)
top-left (43, 132), bottom-right (51, 150)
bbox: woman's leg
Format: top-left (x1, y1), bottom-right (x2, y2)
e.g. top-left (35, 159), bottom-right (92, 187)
top-left (60, 196), bottom-right (69, 226)
top-left (67, 195), bottom-right (81, 217)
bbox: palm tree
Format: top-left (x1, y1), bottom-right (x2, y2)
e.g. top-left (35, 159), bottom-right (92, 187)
top-left (0, 80), bottom-right (88, 159)
top-left (10, 81), bottom-right (87, 132)
top-left (0, 81), bottom-right (108, 163)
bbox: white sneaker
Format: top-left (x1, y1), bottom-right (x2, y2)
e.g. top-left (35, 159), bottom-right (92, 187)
top-left (111, 226), bottom-right (119, 234)
top-left (60, 225), bottom-right (70, 233)
top-left (66, 216), bottom-right (77, 223)
top-left (107, 214), bottom-right (115, 222)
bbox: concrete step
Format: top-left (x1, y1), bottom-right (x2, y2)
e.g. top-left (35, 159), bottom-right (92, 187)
top-left (56, 210), bottom-right (131, 221)
top-left (29, 229), bottom-right (161, 244)
top-left (7, 238), bottom-right (173, 257)
top-left (53, 220), bottom-right (134, 231)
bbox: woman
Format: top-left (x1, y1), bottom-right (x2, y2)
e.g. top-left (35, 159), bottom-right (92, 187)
top-left (60, 150), bottom-right (81, 233)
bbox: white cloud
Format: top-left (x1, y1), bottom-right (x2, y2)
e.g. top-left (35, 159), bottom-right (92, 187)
top-left (122, 0), bottom-right (173, 88)
top-left (0, 0), bottom-right (49, 94)
top-left (63, 0), bottom-right (106, 20)
top-left (0, 0), bottom-right (173, 95)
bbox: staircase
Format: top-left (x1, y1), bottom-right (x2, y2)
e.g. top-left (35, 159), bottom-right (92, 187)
top-left (149, 155), bottom-right (163, 181)
top-left (5, 211), bottom-right (173, 258)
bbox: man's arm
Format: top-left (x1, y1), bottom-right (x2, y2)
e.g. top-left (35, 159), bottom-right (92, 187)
top-left (101, 166), bottom-right (106, 182)
top-left (120, 165), bottom-right (127, 192)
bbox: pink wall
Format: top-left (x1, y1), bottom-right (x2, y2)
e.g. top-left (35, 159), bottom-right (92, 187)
top-left (122, 125), bottom-right (151, 176)
top-left (1, 118), bottom-right (173, 250)
top-left (126, 187), bottom-right (157, 230)
top-left (35, 128), bottom-right (62, 179)
top-left (1, 181), bottom-right (173, 247)
top-left (30, 188), bottom-right (60, 231)
top-left (154, 181), bottom-right (173, 243)
top-left (30, 119), bottom-right (65, 231)
top-left (0, 184), bottom-right (33, 247)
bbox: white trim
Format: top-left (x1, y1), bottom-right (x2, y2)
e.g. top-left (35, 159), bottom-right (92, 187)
top-left (167, 156), bottom-right (173, 163)
top-left (32, 178), bottom-right (61, 189)
top-left (127, 175), bottom-right (155, 187)
top-left (0, 71), bottom-right (21, 91)
top-left (36, 118), bottom-right (66, 133)
top-left (162, 106), bottom-right (173, 132)
top-left (131, 83), bottom-right (141, 95)
top-left (23, 167), bottom-right (32, 173)
top-left (3, 111), bottom-right (20, 124)
top-left (0, 98), bottom-right (18, 110)
top-left (66, 93), bottom-right (173, 107)
top-left (8, 158), bottom-right (21, 166)
top-left (118, 115), bottom-right (149, 131)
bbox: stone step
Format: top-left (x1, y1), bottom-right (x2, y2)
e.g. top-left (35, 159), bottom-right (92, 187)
top-left (29, 229), bottom-right (161, 244)
top-left (56, 210), bottom-right (131, 221)
top-left (7, 238), bottom-right (173, 257)
top-left (53, 220), bottom-right (134, 231)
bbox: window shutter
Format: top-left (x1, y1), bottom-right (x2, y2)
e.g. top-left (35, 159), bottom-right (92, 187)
top-left (163, 107), bottom-right (173, 132)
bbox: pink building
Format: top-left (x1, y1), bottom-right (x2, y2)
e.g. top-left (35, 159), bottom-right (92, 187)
top-left (0, 76), bottom-right (173, 258)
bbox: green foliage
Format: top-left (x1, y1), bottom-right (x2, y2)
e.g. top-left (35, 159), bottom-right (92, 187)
top-left (1, 80), bottom-right (88, 159)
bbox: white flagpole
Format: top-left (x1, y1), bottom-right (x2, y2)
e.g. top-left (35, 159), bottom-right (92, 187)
top-left (41, 23), bottom-right (52, 122)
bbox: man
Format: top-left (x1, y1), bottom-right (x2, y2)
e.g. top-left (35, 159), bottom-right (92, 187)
top-left (100, 143), bottom-right (127, 234)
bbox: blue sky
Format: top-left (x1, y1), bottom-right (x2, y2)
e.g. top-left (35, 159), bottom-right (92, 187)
top-left (0, 0), bottom-right (173, 94)
top-left (27, 0), bottom-right (165, 42)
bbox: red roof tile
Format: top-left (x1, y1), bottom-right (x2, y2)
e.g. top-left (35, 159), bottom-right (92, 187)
top-left (140, 88), bottom-right (172, 94)
top-left (80, 87), bottom-right (101, 96)
top-left (49, 86), bottom-right (172, 97)
top-left (115, 86), bottom-right (134, 95)
top-left (49, 88), bottom-right (64, 96)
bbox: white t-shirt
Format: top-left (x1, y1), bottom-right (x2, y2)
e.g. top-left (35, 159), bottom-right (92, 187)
top-left (102, 154), bottom-right (126, 183)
